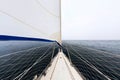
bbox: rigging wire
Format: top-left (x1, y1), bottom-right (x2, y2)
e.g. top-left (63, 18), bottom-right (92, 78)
top-left (51, 42), bottom-right (56, 60)
top-left (63, 43), bottom-right (86, 79)
top-left (0, 10), bottom-right (49, 37)
top-left (13, 43), bottom-right (54, 80)
top-left (37, 42), bottom-right (57, 79)
top-left (64, 45), bottom-right (72, 63)
top-left (67, 43), bottom-right (111, 80)
top-left (35, 0), bottom-right (59, 18)
top-left (0, 43), bottom-right (52, 59)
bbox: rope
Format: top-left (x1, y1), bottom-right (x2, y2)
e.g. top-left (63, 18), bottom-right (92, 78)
top-left (63, 44), bottom-right (86, 79)
top-left (35, 0), bottom-right (59, 18)
top-left (0, 43), bottom-right (52, 58)
top-left (13, 43), bottom-right (54, 80)
top-left (51, 42), bottom-right (56, 60)
top-left (37, 43), bottom-right (57, 79)
top-left (68, 43), bottom-right (111, 80)
top-left (0, 10), bottom-right (49, 37)
top-left (65, 45), bottom-right (72, 63)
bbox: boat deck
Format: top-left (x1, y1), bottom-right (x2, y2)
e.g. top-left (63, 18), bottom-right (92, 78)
top-left (37, 51), bottom-right (83, 80)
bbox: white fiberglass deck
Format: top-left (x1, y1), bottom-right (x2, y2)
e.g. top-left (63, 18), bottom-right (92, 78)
top-left (37, 51), bottom-right (83, 80)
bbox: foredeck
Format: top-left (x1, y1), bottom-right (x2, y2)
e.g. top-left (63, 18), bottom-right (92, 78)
top-left (36, 51), bottom-right (83, 80)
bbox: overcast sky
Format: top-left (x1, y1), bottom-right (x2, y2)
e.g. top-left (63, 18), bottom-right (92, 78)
top-left (62, 0), bottom-right (120, 40)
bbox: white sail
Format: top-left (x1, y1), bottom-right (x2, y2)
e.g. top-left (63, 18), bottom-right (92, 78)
top-left (0, 0), bottom-right (61, 42)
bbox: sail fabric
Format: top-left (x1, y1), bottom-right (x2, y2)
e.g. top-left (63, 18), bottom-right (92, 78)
top-left (0, 0), bottom-right (61, 42)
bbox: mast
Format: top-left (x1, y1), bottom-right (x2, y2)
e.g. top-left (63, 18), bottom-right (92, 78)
top-left (59, 0), bottom-right (62, 44)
